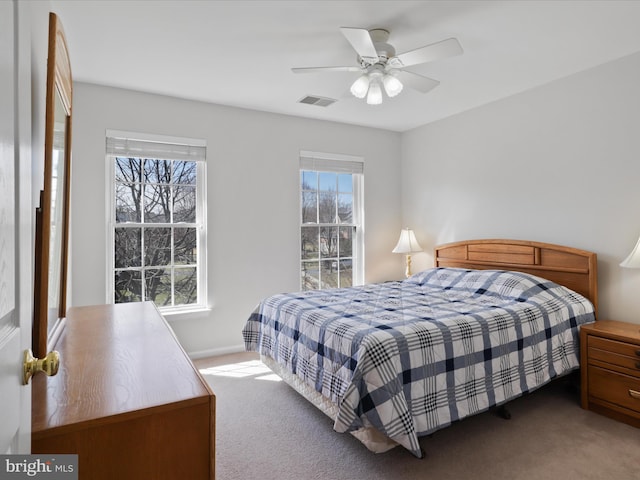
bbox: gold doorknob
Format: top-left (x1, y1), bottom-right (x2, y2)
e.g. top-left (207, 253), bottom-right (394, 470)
top-left (23, 349), bottom-right (60, 385)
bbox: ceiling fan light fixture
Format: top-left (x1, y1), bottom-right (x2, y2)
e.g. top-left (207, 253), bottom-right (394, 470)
top-left (383, 73), bottom-right (403, 98)
top-left (366, 80), bottom-right (382, 105)
top-left (292, 27), bottom-right (462, 107)
top-left (350, 74), bottom-right (370, 99)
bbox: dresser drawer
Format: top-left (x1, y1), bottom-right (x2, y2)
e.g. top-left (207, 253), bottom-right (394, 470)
top-left (589, 366), bottom-right (640, 414)
top-left (588, 336), bottom-right (640, 373)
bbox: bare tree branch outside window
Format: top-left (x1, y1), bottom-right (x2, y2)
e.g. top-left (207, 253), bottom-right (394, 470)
top-left (114, 157), bottom-right (199, 307)
top-left (300, 170), bottom-right (355, 291)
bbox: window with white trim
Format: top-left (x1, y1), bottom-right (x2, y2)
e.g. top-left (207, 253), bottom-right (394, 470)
top-left (300, 151), bottom-right (364, 290)
top-left (106, 130), bottom-right (207, 312)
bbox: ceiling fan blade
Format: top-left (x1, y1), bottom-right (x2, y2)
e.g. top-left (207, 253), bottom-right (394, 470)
top-left (339, 27), bottom-right (379, 63)
top-left (394, 38), bottom-right (463, 68)
top-left (394, 71), bottom-right (440, 94)
top-left (292, 66), bottom-right (362, 74)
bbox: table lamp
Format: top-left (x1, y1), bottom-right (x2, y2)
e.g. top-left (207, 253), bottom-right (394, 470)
top-left (620, 235), bottom-right (640, 268)
top-left (392, 228), bottom-right (423, 278)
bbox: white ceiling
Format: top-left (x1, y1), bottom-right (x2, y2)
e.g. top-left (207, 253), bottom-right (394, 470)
top-left (50, 0), bottom-right (640, 132)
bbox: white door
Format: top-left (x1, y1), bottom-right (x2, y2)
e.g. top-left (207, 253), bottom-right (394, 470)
top-left (0, 0), bottom-right (33, 454)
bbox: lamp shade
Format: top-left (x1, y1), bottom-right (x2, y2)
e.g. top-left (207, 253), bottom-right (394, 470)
top-left (620, 235), bottom-right (640, 268)
top-left (350, 74), bottom-right (370, 99)
top-left (366, 81), bottom-right (382, 105)
top-left (383, 74), bottom-right (403, 97)
top-left (392, 228), bottom-right (423, 254)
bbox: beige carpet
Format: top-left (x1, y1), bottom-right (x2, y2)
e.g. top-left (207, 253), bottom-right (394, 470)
top-left (197, 352), bottom-right (640, 480)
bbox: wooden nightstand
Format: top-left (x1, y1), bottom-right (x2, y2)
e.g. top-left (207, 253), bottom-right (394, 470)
top-left (580, 320), bottom-right (640, 428)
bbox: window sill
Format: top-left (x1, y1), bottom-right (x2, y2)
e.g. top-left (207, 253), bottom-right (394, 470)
top-left (160, 306), bottom-right (211, 322)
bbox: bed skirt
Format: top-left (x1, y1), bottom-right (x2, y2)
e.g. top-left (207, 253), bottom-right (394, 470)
top-left (260, 354), bottom-right (399, 454)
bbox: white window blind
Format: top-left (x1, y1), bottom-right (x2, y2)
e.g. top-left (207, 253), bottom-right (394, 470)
top-left (106, 130), bottom-right (206, 162)
top-left (299, 150), bottom-right (364, 174)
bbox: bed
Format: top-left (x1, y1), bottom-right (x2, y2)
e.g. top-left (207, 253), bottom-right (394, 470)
top-left (242, 239), bottom-right (598, 458)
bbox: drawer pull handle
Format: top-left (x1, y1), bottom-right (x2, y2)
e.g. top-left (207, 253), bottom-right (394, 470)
top-left (630, 389), bottom-right (640, 400)
top-left (636, 362), bottom-right (640, 370)
top-left (636, 350), bottom-right (640, 357)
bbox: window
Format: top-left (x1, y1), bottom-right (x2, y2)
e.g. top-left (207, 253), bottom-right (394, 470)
top-left (300, 151), bottom-right (364, 290)
top-left (106, 130), bottom-right (207, 312)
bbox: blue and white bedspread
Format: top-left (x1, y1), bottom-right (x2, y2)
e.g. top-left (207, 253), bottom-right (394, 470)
top-left (242, 268), bottom-right (596, 458)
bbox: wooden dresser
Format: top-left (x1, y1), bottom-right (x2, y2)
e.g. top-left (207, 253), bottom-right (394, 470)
top-left (32, 302), bottom-right (215, 479)
top-left (580, 320), bottom-right (640, 428)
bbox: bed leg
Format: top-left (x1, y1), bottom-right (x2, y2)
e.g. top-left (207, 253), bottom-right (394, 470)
top-left (495, 405), bottom-right (511, 420)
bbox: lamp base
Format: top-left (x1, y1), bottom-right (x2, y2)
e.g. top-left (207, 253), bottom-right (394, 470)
top-left (405, 254), bottom-right (412, 278)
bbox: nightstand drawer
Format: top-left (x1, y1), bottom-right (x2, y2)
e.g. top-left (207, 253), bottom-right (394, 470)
top-left (589, 366), bottom-right (640, 414)
top-left (588, 337), bottom-right (640, 373)
top-left (589, 336), bottom-right (640, 359)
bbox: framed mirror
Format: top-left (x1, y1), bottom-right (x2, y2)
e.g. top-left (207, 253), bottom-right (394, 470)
top-left (33, 12), bottom-right (72, 357)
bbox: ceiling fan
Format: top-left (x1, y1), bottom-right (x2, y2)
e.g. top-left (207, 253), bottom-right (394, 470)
top-left (292, 27), bottom-right (463, 105)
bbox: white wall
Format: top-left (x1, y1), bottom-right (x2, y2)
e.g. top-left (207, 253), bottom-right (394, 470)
top-left (401, 51), bottom-right (640, 325)
top-left (70, 83), bottom-right (402, 356)
top-left (71, 50), bottom-right (640, 354)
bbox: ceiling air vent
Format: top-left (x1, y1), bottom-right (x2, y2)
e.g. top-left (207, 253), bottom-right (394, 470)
top-left (298, 95), bottom-right (336, 107)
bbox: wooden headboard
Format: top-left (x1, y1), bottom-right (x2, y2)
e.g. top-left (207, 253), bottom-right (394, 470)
top-left (435, 239), bottom-right (598, 316)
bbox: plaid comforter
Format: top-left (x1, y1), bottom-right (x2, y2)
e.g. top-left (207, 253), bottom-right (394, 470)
top-left (242, 268), bottom-right (595, 457)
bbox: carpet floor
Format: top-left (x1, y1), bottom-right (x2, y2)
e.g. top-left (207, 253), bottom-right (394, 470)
top-left (197, 353), bottom-right (640, 480)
